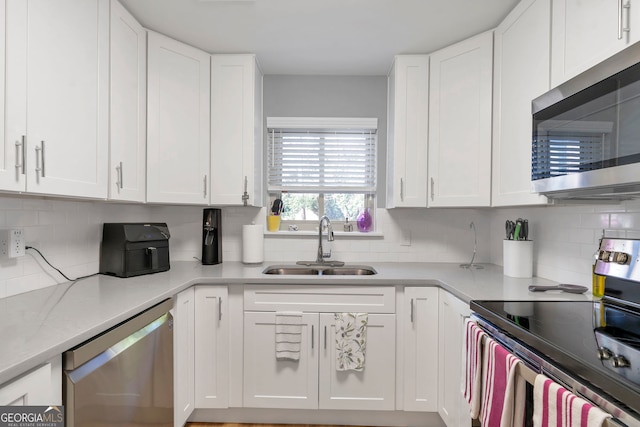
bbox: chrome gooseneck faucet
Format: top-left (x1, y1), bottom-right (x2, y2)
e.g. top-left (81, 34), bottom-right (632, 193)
top-left (460, 221), bottom-right (483, 269)
top-left (317, 215), bottom-right (335, 263)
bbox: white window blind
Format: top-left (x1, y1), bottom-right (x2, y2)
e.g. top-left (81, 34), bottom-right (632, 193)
top-left (267, 117), bottom-right (377, 193)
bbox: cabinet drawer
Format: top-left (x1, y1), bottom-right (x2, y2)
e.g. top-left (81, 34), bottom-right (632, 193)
top-left (244, 285), bottom-right (395, 313)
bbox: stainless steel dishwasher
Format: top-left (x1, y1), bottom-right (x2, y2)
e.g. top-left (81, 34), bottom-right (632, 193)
top-left (64, 298), bottom-right (173, 427)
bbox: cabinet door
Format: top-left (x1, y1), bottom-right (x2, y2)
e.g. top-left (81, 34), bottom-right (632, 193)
top-left (243, 312), bottom-right (319, 409)
top-left (318, 313), bottom-right (396, 410)
top-left (0, 363), bottom-right (53, 406)
top-left (492, 0), bottom-right (550, 207)
top-left (24, 0), bottom-right (109, 198)
top-left (194, 286), bottom-right (229, 409)
top-left (174, 288), bottom-right (195, 427)
top-left (109, 0), bottom-right (146, 202)
top-left (387, 55), bottom-right (429, 208)
top-left (551, 0), bottom-right (640, 86)
top-left (0, 0), bottom-right (25, 192)
top-left (147, 31), bottom-right (210, 204)
top-left (438, 290), bottom-right (472, 427)
top-left (211, 54), bottom-right (263, 207)
top-left (428, 31), bottom-right (492, 207)
top-left (402, 287), bottom-right (438, 412)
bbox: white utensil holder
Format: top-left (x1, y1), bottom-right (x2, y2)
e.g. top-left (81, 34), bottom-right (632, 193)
top-left (503, 240), bottom-right (533, 278)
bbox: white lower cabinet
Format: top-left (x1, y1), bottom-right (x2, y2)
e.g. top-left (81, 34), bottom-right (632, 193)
top-left (243, 311), bottom-right (396, 411)
top-left (438, 290), bottom-right (472, 427)
top-left (194, 286), bottom-right (229, 409)
top-left (319, 313), bottom-right (396, 410)
top-left (242, 285), bottom-right (396, 411)
top-left (0, 356), bottom-right (61, 406)
top-left (402, 287), bottom-right (439, 412)
top-left (243, 311), bottom-right (319, 409)
top-left (174, 287), bottom-right (195, 427)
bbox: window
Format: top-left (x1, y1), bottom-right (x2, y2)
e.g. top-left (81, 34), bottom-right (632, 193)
top-left (267, 117), bottom-right (377, 230)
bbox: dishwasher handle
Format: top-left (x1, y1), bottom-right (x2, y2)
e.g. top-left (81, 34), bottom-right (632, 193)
top-left (64, 298), bottom-right (173, 370)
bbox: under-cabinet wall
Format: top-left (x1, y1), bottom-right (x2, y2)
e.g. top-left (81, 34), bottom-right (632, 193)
top-left (5, 194), bottom-right (640, 298)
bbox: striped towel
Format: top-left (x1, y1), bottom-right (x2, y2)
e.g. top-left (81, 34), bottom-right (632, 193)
top-left (275, 312), bottom-right (303, 361)
top-left (462, 319), bottom-right (486, 418)
top-left (533, 374), bottom-right (612, 427)
top-left (480, 337), bottom-right (527, 427)
top-left (335, 313), bottom-right (367, 371)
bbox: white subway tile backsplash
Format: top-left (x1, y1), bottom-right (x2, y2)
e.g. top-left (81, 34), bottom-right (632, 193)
top-left (3, 192), bottom-right (640, 298)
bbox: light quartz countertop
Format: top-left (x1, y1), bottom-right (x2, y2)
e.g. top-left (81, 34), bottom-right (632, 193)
top-left (0, 260), bottom-right (592, 387)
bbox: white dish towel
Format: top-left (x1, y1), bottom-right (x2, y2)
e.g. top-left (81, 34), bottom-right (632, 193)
top-left (335, 312), bottom-right (368, 372)
top-left (462, 318), bottom-right (487, 419)
top-left (275, 311), bottom-right (303, 361)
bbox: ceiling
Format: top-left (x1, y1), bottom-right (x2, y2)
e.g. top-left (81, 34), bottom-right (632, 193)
top-left (120, 0), bottom-right (520, 76)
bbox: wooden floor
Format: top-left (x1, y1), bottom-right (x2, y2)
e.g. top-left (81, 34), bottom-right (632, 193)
top-left (186, 424), bottom-right (361, 427)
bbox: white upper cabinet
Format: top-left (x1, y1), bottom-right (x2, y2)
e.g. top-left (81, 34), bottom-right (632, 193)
top-left (109, 0), bottom-right (146, 202)
top-left (0, 0), bottom-right (19, 192)
top-left (427, 31), bottom-right (493, 207)
top-left (386, 55), bottom-right (429, 208)
top-left (147, 31), bottom-right (210, 205)
top-left (2, 0), bottom-right (109, 198)
top-left (210, 54), bottom-right (263, 207)
top-left (492, 0), bottom-right (550, 207)
top-left (551, 0), bottom-right (640, 86)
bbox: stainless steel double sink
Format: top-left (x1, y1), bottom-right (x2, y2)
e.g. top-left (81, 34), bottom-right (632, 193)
top-left (262, 264), bottom-right (377, 276)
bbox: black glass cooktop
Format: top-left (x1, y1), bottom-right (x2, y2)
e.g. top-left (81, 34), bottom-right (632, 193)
top-left (470, 299), bottom-right (640, 415)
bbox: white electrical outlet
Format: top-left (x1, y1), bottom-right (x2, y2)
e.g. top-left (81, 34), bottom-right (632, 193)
top-left (0, 231), bottom-right (7, 257)
top-left (9, 229), bottom-right (25, 257)
top-left (0, 229), bottom-right (25, 258)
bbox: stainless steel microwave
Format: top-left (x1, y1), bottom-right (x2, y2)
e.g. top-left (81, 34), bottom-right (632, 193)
top-left (532, 42), bottom-right (640, 200)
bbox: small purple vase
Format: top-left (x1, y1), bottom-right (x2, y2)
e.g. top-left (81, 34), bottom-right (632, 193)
top-left (356, 208), bottom-right (373, 232)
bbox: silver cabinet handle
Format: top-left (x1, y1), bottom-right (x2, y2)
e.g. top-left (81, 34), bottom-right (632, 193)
top-left (41, 141), bottom-right (45, 177)
top-left (619, 0), bottom-right (631, 40)
top-left (410, 298), bottom-right (414, 323)
top-left (218, 297), bottom-right (222, 321)
top-left (203, 175), bottom-right (207, 198)
top-left (116, 161), bottom-right (123, 189)
top-left (242, 175), bottom-right (249, 206)
top-left (15, 136), bottom-right (25, 175)
top-left (311, 325), bottom-right (314, 349)
top-left (324, 325), bottom-right (327, 349)
top-left (35, 142), bottom-right (45, 178)
top-left (430, 177), bottom-right (435, 201)
top-left (400, 178), bottom-right (404, 201)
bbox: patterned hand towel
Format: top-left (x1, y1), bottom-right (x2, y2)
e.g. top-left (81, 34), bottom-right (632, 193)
top-left (462, 319), bottom-right (487, 419)
top-left (480, 337), bottom-right (527, 427)
top-left (533, 374), bottom-right (612, 427)
top-left (275, 311), bottom-right (303, 361)
top-left (335, 313), bottom-right (367, 371)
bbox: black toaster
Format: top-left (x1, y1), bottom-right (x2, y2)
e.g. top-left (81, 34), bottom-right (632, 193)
top-left (100, 223), bottom-right (170, 278)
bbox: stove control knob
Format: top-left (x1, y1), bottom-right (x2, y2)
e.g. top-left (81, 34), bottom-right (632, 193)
top-left (597, 347), bottom-right (613, 360)
top-left (613, 252), bottom-right (630, 265)
top-left (611, 355), bottom-right (630, 368)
